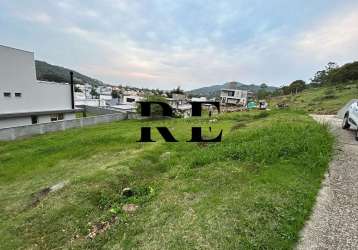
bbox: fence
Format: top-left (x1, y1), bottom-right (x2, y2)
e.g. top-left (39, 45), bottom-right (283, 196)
top-left (0, 112), bottom-right (135, 141)
top-left (77, 105), bottom-right (123, 116)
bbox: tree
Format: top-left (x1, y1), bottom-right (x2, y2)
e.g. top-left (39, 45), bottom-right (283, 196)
top-left (257, 89), bottom-right (269, 99)
top-left (310, 62), bottom-right (339, 86)
top-left (325, 62), bottom-right (339, 72)
top-left (40, 73), bottom-right (68, 83)
top-left (74, 86), bottom-right (82, 92)
top-left (310, 70), bottom-right (327, 86)
top-left (326, 61), bottom-right (358, 84)
top-left (111, 90), bottom-right (121, 99)
top-left (281, 86), bottom-right (291, 95)
top-left (289, 80), bottom-right (306, 94)
top-left (90, 88), bottom-right (99, 99)
top-left (260, 83), bottom-right (268, 89)
top-left (136, 95), bottom-right (168, 116)
top-left (171, 86), bottom-right (184, 94)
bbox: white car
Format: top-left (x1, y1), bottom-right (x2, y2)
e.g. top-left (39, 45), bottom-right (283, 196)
top-left (342, 101), bottom-right (358, 140)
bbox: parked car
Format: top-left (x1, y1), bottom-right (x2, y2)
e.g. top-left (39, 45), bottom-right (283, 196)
top-left (342, 101), bottom-right (358, 140)
top-left (258, 100), bottom-right (268, 110)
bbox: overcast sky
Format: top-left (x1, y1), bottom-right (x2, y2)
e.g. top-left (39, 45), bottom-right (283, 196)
top-left (1, 0), bottom-right (358, 90)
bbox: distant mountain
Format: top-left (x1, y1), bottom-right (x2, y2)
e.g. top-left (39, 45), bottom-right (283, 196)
top-left (35, 60), bottom-right (105, 86)
top-left (187, 81), bottom-right (277, 98)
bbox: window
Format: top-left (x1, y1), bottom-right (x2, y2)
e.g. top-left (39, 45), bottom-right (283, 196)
top-left (126, 98), bottom-right (135, 103)
top-left (50, 113), bottom-right (64, 122)
top-left (31, 116), bottom-right (38, 124)
top-left (15, 93), bottom-right (22, 97)
top-left (3, 92), bottom-right (11, 97)
top-left (50, 114), bottom-right (58, 122)
top-left (228, 91), bottom-right (235, 97)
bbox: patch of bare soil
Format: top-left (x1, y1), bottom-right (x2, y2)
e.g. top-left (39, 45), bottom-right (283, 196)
top-left (86, 216), bottom-right (117, 239)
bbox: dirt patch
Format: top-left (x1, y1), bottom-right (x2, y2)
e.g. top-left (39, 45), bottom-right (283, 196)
top-left (86, 216), bottom-right (117, 239)
top-left (122, 204), bottom-right (139, 213)
top-left (231, 121), bottom-right (247, 131)
top-left (28, 181), bottom-right (68, 208)
top-left (30, 187), bottom-right (51, 207)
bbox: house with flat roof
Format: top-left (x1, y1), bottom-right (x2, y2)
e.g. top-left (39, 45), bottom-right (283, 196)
top-left (220, 88), bottom-right (253, 106)
top-left (0, 45), bottom-right (80, 129)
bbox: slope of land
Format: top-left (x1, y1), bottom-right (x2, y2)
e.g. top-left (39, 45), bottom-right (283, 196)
top-left (35, 60), bottom-right (105, 86)
top-left (0, 110), bottom-right (332, 249)
top-left (270, 83), bottom-right (358, 114)
top-left (188, 81), bottom-right (277, 98)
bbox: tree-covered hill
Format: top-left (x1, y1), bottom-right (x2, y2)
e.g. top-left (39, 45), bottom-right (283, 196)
top-left (35, 60), bottom-right (105, 86)
top-left (187, 81), bottom-right (277, 98)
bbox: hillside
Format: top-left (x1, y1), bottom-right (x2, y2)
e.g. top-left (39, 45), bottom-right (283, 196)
top-left (187, 81), bottom-right (277, 98)
top-left (270, 83), bottom-right (358, 114)
top-left (35, 60), bottom-right (105, 86)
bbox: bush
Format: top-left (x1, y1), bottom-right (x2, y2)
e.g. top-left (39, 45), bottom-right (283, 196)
top-left (136, 95), bottom-right (169, 116)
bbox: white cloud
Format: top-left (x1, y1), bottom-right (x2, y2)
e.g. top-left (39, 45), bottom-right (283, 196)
top-left (6, 0), bottom-right (358, 89)
top-left (19, 12), bottom-right (52, 24)
top-left (295, 7), bottom-right (358, 63)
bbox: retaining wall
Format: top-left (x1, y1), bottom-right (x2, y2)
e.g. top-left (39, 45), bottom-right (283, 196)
top-left (0, 112), bottom-right (130, 141)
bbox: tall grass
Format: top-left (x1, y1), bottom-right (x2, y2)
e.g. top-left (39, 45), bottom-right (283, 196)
top-left (0, 110), bottom-right (333, 249)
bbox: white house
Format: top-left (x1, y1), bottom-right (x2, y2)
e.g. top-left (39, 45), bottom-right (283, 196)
top-left (191, 97), bottom-right (207, 102)
top-left (121, 95), bottom-right (144, 104)
top-left (75, 98), bottom-right (107, 107)
top-left (0, 45), bottom-right (80, 129)
top-left (220, 88), bottom-right (252, 106)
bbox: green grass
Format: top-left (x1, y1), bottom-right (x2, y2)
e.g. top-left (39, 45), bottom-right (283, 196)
top-left (0, 110), bottom-right (333, 249)
top-left (270, 83), bottom-right (358, 114)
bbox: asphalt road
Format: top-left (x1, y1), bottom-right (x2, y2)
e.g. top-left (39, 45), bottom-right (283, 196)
top-left (297, 115), bottom-right (358, 249)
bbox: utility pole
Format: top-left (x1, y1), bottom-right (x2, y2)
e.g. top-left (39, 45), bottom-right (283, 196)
top-left (70, 71), bottom-right (75, 109)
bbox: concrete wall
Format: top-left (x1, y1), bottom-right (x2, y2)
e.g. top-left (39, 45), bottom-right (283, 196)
top-left (81, 105), bottom-right (124, 115)
top-left (0, 45), bottom-right (72, 114)
top-left (75, 99), bottom-right (106, 107)
top-left (0, 117), bottom-right (31, 129)
top-left (0, 112), bottom-right (130, 141)
top-left (0, 112), bottom-right (78, 129)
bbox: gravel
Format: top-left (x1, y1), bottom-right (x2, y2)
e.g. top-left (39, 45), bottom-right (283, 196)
top-left (297, 115), bottom-right (358, 250)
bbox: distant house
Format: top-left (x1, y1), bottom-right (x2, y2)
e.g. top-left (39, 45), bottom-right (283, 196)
top-left (0, 45), bottom-right (80, 129)
top-left (99, 94), bottom-right (112, 100)
top-left (75, 98), bottom-right (107, 107)
top-left (74, 85), bottom-right (107, 107)
top-left (165, 94), bottom-right (193, 118)
top-left (191, 97), bottom-right (207, 102)
top-left (220, 88), bottom-right (252, 106)
top-left (121, 95), bottom-right (143, 104)
top-left (167, 94), bottom-right (186, 108)
top-left (110, 104), bottom-right (137, 113)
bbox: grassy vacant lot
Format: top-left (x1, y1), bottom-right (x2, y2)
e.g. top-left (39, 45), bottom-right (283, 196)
top-left (0, 110), bottom-right (333, 249)
top-left (270, 83), bottom-right (358, 114)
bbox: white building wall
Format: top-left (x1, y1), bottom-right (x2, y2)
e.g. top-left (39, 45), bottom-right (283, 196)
top-left (0, 117), bottom-right (31, 129)
top-left (0, 113), bottom-right (78, 129)
top-left (121, 95), bottom-right (143, 104)
top-left (65, 113), bottom-right (76, 120)
top-left (100, 94), bottom-right (112, 100)
top-left (37, 115), bottom-right (51, 124)
top-left (0, 45), bottom-right (72, 114)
